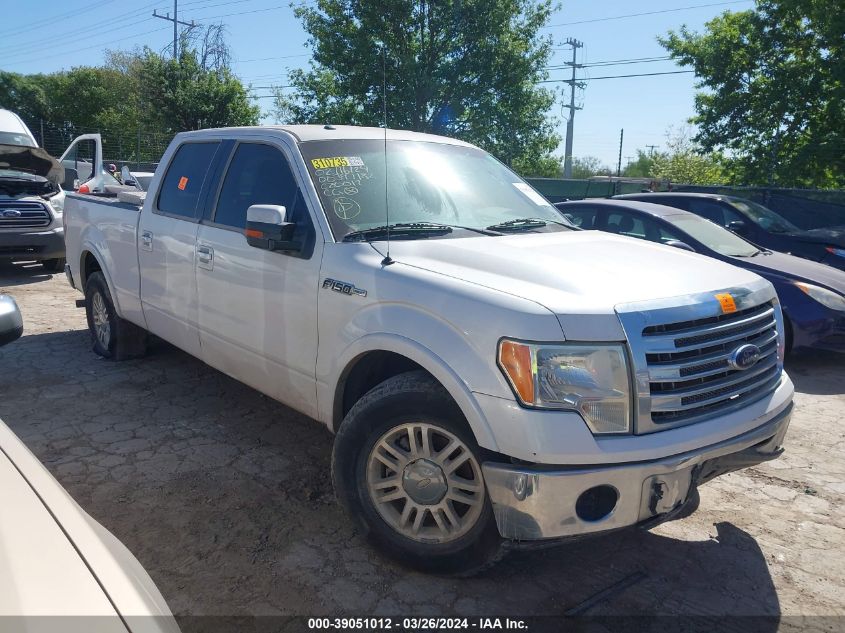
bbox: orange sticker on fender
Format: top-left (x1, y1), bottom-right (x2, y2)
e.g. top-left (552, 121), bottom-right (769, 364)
top-left (177, 176), bottom-right (188, 190)
top-left (715, 293), bottom-right (737, 313)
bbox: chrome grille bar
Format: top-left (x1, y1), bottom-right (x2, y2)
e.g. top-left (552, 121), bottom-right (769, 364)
top-left (615, 283), bottom-right (783, 434)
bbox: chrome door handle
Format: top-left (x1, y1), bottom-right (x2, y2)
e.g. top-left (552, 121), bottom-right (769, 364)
top-left (141, 230), bottom-right (153, 251)
top-left (196, 244), bottom-right (214, 270)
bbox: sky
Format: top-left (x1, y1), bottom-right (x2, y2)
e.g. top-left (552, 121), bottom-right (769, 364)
top-left (0, 0), bottom-right (755, 167)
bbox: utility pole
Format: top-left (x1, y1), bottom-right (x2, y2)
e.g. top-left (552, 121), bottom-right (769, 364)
top-left (562, 38), bottom-right (584, 179)
top-left (646, 144), bottom-right (658, 156)
top-left (616, 128), bottom-right (624, 177)
top-left (153, 0), bottom-right (195, 59)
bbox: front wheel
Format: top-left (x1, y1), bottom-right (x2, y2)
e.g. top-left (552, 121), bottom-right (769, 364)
top-left (332, 370), bottom-right (503, 574)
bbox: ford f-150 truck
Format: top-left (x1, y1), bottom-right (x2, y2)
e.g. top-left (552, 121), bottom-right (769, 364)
top-left (64, 125), bottom-right (794, 573)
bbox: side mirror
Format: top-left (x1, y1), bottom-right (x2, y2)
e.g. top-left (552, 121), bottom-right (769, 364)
top-left (0, 295), bottom-right (23, 347)
top-left (62, 167), bottom-right (79, 191)
top-left (727, 220), bottom-right (747, 234)
top-left (245, 204), bottom-right (300, 252)
top-left (665, 240), bottom-right (696, 253)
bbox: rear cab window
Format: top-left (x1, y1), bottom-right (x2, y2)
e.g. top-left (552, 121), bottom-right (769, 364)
top-left (157, 142), bottom-right (221, 220)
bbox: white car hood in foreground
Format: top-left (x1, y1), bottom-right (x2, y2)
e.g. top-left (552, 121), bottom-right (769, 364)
top-left (0, 420), bottom-right (178, 632)
top-left (388, 230), bottom-right (769, 340)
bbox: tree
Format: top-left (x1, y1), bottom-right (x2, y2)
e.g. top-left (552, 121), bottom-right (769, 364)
top-left (273, 0), bottom-right (561, 174)
top-left (648, 127), bottom-right (726, 185)
top-left (137, 25), bottom-right (259, 132)
top-left (660, 0), bottom-right (845, 188)
top-left (570, 156), bottom-right (613, 179)
top-left (623, 150), bottom-right (661, 178)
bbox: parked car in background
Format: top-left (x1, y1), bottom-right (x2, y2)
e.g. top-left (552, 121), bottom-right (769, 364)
top-left (614, 192), bottom-right (845, 272)
top-left (64, 124), bottom-right (794, 573)
top-left (558, 199), bottom-right (845, 354)
top-left (0, 109), bottom-right (66, 272)
top-left (0, 294), bottom-right (179, 631)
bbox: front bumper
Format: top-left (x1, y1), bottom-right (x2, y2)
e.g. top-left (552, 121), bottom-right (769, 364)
top-left (0, 227), bottom-right (65, 260)
top-left (482, 398), bottom-right (792, 540)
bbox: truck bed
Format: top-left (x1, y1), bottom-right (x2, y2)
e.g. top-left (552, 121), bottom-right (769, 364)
top-left (64, 192), bottom-right (145, 325)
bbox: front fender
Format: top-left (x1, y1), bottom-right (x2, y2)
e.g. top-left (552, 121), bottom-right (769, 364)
top-left (320, 331), bottom-right (500, 452)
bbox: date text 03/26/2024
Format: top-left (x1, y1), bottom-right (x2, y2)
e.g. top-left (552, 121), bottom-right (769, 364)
top-left (307, 618), bottom-right (528, 630)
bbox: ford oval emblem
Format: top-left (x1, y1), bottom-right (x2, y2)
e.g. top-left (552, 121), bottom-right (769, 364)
top-left (2, 210), bottom-right (22, 218)
top-left (728, 343), bottom-right (760, 370)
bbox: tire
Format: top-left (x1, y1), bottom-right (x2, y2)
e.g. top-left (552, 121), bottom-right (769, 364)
top-left (84, 271), bottom-right (148, 360)
top-left (332, 370), bottom-right (503, 574)
top-left (42, 257), bottom-right (66, 273)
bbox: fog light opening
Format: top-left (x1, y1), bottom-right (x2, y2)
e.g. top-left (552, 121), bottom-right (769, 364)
top-left (575, 485), bottom-right (619, 522)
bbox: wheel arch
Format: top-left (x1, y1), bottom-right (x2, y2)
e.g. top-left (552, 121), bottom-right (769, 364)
top-left (328, 335), bottom-right (500, 453)
top-left (78, 246), bottom-right (123, 317)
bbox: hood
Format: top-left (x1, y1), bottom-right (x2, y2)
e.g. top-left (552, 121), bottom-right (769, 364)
top-left (785, 225), bottom-right (845, 247)
top-left (729, 250), bottom-right (845, 294)
top-left (387, 230), bottom-right (766, 315)
top-left (0, 439), bottom-right (119, 617)
top-left (0, 143), bottom-right (64, 185)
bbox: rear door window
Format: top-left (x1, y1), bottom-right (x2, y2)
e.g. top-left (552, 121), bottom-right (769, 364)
top-left (157, 142), bottom-right (221, 220)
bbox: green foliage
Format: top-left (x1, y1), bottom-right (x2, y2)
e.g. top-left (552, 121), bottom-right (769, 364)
top-left (623, 150), bottom-right (660, 178)
top-left (275, 0), bottom-right (561, 174)
top-left (660, 0), bottom-right (845, 188)
top-left (570, 156), bottom-right (613, 179)
top-left (0, 25), bottom-right (258, 160)
top-left (138, 50), bottom-right (259, 132)
top-left (648, 128), bottom-right (727, 185)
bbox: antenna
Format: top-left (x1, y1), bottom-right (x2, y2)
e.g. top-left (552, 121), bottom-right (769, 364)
top-left (381, 45), bottom-right (394, 266)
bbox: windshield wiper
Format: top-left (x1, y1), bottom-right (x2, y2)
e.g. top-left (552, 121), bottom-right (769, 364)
top-left (342, 222), bottom-right (500, 242)
top-left (485, 217), bottom-right (572, 232)
top-left (750, 248), bottom-right (772, 257)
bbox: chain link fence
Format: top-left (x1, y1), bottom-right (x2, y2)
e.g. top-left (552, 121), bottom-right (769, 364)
top-left (25, 118), bottom-right (174, 172)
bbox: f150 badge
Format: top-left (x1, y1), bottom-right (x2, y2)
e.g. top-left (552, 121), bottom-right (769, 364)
top-left (322, 278), bottom-right (367, 298)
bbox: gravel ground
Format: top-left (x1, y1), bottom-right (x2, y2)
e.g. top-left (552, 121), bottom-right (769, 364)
top-left (1, 261), bottom-right (844, 625)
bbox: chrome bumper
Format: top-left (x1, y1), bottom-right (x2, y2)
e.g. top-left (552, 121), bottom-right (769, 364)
top-left (482, 399), bottom-right (793, 541)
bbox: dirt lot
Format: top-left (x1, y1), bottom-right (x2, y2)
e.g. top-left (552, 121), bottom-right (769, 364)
top-left (1, 262), bottom-right (844, 625)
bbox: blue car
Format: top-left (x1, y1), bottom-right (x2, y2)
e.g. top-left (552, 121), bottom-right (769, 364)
top-left (556, 199), bottom-right (845, 354)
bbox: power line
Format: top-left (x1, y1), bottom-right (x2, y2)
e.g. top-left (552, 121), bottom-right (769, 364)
top-left (540, 70), bottom-right (694, 83)
top-left (0, 0), bottom-right (107, 38)
top-left (545, 56), bottom-right (672, 71)
top-left (543, 1), bottom-right (752, 28)
top-left (1, 26), bottom-right (171, 67)
top-left (0, 1), bottom-right (161, 57)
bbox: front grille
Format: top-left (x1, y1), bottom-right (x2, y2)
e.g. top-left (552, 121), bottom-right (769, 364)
top-left (642, 301), bottom-right (781, 425)
top-left (0, 200), bottom-right (51, 229)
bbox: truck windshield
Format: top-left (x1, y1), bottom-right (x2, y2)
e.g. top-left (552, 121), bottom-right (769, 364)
top-left (300, 139), bottom-right (570, 241)
top-left (667, 214), bottom-right (760, 257)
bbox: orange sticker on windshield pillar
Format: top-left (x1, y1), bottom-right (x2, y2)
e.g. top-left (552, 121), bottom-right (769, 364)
top-left (177, 176), bottom-right (188, 190)
top-left (715, 292), bottom-right (737, 313)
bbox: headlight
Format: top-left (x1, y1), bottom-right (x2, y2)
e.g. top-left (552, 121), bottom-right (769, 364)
top-left (795, 282), bottom-right (845, 312)
top-left (48, 195), bottom-right (64, 215)
top-left (826, 246), bottom-right (845, 258)
top-left (497, 340), bottom-right (631, 434)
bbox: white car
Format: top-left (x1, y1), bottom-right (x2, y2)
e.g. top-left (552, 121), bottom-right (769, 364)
top-left (0, 295), bottom-right (179, 632)
top-left (64, 125), bottom-right (794, 573)
top-left (0, 109), bottom-right (66, 272)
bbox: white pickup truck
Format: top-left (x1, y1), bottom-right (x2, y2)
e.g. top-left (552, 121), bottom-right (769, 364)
top-left (64, 125), bottom-right (794, 573)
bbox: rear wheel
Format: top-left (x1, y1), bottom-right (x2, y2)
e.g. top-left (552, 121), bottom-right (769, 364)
top-left (84, 272), bottom-right (147, 360)
top-left (42, 258), bottom-right (65, 273)
top-left (332, 370), bottom-right (503, 574)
